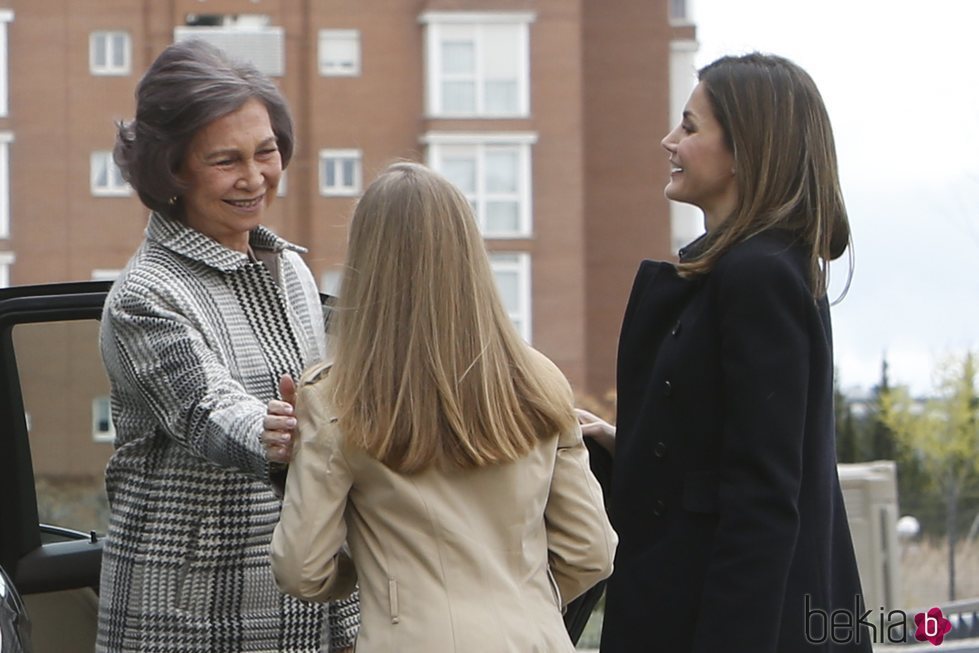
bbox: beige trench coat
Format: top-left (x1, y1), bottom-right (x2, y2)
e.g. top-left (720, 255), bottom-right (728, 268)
top-left (272, 351), bottom-right (616, 652)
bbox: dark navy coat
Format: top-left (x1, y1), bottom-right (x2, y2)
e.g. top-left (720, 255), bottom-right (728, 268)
top-left (600, 231), bottom-right (871, 652)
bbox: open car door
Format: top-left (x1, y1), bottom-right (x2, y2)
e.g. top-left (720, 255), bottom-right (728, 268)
top-left (0, 281), bottom-right (112, 653)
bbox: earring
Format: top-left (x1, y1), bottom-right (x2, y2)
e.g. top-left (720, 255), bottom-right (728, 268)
top-left (168, 196), bottom-right (178, 205)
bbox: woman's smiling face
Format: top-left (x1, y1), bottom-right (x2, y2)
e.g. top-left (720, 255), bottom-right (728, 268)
top-left (660, 81), bottom-right (738, 231)
top-left (179, 98), bottom-right (282, 252)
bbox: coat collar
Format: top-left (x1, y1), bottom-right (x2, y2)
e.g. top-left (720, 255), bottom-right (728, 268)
top-left (145, 212), bottom-right (306, 272)
top-left (677, 233), bottom-right (710, 262)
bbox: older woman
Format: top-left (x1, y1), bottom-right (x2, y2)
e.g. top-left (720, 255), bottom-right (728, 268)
top-left (96, 40), bottom-right (358, 652)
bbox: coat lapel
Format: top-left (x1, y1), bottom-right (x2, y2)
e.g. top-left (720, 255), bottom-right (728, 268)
top-left (616, 260), bottom-right (698, 412)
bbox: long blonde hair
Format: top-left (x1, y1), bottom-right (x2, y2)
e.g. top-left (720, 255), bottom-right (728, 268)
top-left (679, 53), bottom-right (852, 299)
top-left (326, 162), bottom-right (575, 473)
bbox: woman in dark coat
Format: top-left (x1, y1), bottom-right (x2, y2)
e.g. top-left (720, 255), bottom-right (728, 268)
top-left (581, 53), bottom-right (873, 652)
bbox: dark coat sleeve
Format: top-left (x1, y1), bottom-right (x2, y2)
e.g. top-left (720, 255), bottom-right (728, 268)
top-left (691, 246), bottom-right (813, 652)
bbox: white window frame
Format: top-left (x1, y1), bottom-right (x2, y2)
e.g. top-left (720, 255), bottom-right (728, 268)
top-left (0, 251), bottom-right (13, 287)
top-left (89, 31), bottom-right (132, 76)
top-left (90, 151), bottom-right (131, 197)
top-left (0, 10), bottom-right (14, 117)
top-left (0, 132), bottom-right (12, 239)
top-left (319, 149), bottom-right (362, 197)
top-left (489, 252), bottom-right (532, 343)
top-left (92, 395), bottom-right (115, 443)
top-left (91, 269), bottom-right (121, 281)
top-left (422, 132), bottom-right (536, 238)
top-left (319, 29), bottom-right (361, 77)
top-left (420, 12), bottom-right (534, 118)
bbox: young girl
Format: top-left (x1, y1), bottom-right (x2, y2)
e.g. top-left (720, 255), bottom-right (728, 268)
top-left (270, 162), bottom-right (616, 652)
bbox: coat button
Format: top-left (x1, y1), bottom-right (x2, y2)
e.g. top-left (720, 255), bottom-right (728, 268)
top-left (663, 380), bottom-right (672, 397)
top-left (653, 441), bottom-right (668, 458)
top-left (653, 500), bottom-right (667, 517)
top-left (671, 322), bottom-right (682, 337)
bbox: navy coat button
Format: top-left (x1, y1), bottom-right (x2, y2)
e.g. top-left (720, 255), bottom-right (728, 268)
top-left (671, 322), bottom-right (682, 337)
top-left (663, 380), bottom-right (672, 397)
top-left (653, 441), bottom-right (668, 458)
top-left (653, 499), bottom-right (667, 517)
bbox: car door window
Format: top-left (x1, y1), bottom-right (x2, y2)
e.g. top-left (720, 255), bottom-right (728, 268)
top-left (12, 318), bottom-right (112, 536)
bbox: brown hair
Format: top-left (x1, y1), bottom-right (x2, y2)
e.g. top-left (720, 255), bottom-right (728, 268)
top-left (324, 162), bottom-right (576, 474)
top-left (114, 39), bottom-right (294, 221)
top-left (678, 52), bottom-right (852, 298)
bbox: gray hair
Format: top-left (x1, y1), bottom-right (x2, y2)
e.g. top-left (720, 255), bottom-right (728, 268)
top-left (114, 39), bottom-right (295, 220)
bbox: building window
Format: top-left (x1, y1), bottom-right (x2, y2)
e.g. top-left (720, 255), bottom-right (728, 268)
top-left (424, 132), bottom-right (536, 238)
top-left (0, 10), bottom-right (13, 117)
top-left (670, 0), bottom-right (689, 22)
top-left (90, 151), bottom-right (131, 197)
top-left (175, 15), bottom-right (284, 77)
top-left (0, 252), bottom-right (13, 287)
top-left (420, 12), bottom-right (534, 117)
top-left (92, 396), bottom-right (115, 443)
top-left (90, 31), bottom-right (131, 76)
top-left (489, 253), bottom-right (531, 342)
top-left (320, 270), bottom-right (343, 297)
top-left (319, 149), bottom-right (362, 196)
top-left (319, 30), bottom-right (361, 76)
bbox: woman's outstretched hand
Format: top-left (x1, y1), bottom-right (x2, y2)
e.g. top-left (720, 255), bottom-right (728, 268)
top-left (263, 374), bottom-right (297, 464)
top-left (575, 407), bottom-right (616, 455)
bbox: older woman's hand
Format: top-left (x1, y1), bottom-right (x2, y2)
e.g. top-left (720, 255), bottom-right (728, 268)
top-left (263, 374), bottom-right (297, 464)
top-left (574, 407), bottom-right (616, 456)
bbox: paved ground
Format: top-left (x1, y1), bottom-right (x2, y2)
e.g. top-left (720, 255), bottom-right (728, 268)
top-left (876, 640), bottom-right (979, 652)
top-left (576, 640), bottom-right (979, 652)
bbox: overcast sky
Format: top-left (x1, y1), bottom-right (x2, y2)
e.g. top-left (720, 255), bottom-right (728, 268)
top-left (688, 0), bottom-right (979, 395)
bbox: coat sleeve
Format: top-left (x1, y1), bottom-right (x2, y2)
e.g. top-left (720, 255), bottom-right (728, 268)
top-left (691, 249), bottom-right (812, 652)
top-left (102, 286), bottom-right (275, 480)
top-left (545, 420), bottom-right (618, 607)
top-left (270, 381), bottom-right (358, 603)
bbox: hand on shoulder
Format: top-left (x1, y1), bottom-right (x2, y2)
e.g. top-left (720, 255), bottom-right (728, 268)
top-left (574, 408), bottom-right (615, 455)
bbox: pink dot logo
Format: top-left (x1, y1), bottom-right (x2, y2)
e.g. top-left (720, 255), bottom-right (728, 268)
top-left (914, 607), bottom-right (952, 646)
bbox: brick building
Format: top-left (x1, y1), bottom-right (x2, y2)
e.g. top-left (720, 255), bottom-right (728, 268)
top-left (2, 0), bottom-right (698, 392)
top-left (0, 0), bottom-right (699, 512)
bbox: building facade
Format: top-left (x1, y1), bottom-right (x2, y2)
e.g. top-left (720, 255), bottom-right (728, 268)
top-left (1, 0), bottom-right (698, 523)
top-left (3, 0), bottom-right (695, 394)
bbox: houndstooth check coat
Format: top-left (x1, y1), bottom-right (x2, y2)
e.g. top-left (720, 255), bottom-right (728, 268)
top-left (96, 213), bottom-right (359, 652)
